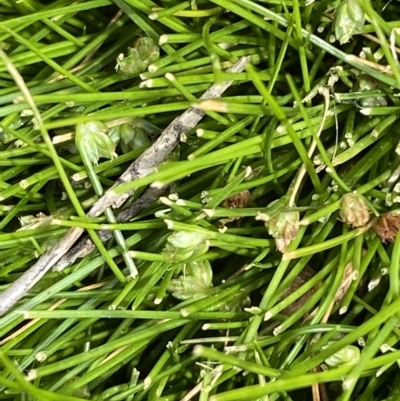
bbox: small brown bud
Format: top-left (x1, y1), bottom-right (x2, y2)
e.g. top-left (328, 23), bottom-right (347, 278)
top-left (373, 210), bottom-right (400, 243)
top-left (222, 190), bottom-right (251, 208)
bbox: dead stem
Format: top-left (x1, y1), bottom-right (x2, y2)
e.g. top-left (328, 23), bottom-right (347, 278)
top-left (55, 186), bottom-right (168, 270)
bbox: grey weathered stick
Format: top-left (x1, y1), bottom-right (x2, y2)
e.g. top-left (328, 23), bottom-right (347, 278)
top-left (0, 56), bottom-right (250, 317)
top-left (55, 186), bottom-right (168, 270)
top-left (0, 227), bottom-right (84, 317)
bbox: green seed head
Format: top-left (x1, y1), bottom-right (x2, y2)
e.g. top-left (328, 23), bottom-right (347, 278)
top-left (116, 37), bottom-right (160, 77)
top-left (266, 210), bottom-right (300, 252)
top-left (109, 119), bottom-right (158, 152)
top-left (108, 125), bottom-right (121, 146)
top-left (119, 123), bottom-right (151, 153)
top-left (168, 260), bottom-right (213, 300)
top-left (324, 344), bottom-right (360, 367)
top-left (162, 231), bottom-right (209, 261)
top-left (76, 121), bottom-right (117, 165)
top-left (334, 0), bottom-right (365, 45)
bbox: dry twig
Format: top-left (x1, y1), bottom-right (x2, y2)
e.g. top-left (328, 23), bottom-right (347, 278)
top-left (55, 186), bottom-right (168, 270)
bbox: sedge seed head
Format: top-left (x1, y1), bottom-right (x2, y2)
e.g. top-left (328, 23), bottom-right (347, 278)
top-left (76, 121), bottom-right (117, 165)
top-left (373, 210), bottom-right (400, 243)
top-left (162, 231), bottom-right (209, 261)
top-left (334, 0), bottom-right (365, 45)
top-left (167, 260), bottom-right (213, 300)
top-left (323, 343), bottom-right (360, 368)
top-left (116, 37), bottom-right (160, 77)
top-left (340, 193), bottom-right (370, 228)
top-left (265, 210), bottom-right (300, 252)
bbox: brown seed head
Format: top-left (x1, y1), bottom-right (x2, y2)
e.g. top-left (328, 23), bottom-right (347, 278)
top-left (222, 190), bottom-right (251, 209)
top-left (373, 210), bottom-right (400, 243)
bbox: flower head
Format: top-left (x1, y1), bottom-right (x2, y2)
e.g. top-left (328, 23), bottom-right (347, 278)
top-left (323, 343), bottom-right (360, 368)
top-left (122, 119), bottom-right (158, 152)
top-left (109, 118), bottom-right (159, 153)
top-left (334, 0), bottom-right (365, 45)
top-left (340, 193), bottom-right (370, 227)
top-left (116, 37), bottom-right (159, 77)
top-left (75, 121), bottom-right (117, 165)
top-left (168, 260), bottom-right (213, 300)
top-left (265, 210), bottom-right (300, 252)
top-left (162, 231), bottom-right (209, 262)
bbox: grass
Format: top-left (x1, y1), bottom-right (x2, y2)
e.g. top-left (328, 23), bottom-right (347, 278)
top-left (1, 0), bottom-right (400, 400)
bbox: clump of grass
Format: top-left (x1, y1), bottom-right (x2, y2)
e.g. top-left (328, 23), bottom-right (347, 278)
top-left (1, 1), bottom-right (400, 400)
